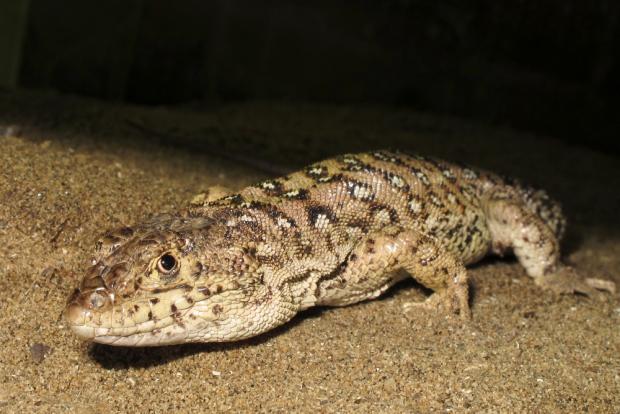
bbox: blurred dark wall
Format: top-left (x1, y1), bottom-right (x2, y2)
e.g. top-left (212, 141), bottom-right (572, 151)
top-left (9, 0), bottom-right (620, 151)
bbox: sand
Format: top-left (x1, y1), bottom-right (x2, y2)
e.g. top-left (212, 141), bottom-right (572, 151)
top-left (0, 90), bottom-right (618, 413)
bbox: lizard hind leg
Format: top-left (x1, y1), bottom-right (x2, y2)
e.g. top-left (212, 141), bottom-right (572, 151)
top-left (483, 190), bottom-right (616, 296)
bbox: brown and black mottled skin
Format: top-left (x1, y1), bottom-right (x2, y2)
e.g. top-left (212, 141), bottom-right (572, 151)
top-left (64, 151), bottom-right (615, 346)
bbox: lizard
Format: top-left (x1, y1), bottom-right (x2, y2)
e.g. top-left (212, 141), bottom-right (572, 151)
top-left (64, 150), bottom-right (616, 346)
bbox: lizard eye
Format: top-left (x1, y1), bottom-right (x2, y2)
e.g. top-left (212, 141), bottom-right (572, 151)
top-left (157, 253), bottom-right (178, 273)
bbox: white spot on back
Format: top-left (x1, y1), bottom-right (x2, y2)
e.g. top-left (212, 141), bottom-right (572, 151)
top-left (416, 171), bottom-right (430, 185)
top-left (442, 169), bottom-right (455, 180)
top-left (389, 174), bottom-right (405, 188)
top-left (408, 198), bottom-right (422, 213)
top-left (314, 214), bottom-right (330, 229)
top-left (351, 183), bottom-right (372, 200)
top-left (374, 209), bottom-right (391, 224)
top-left (430, 194), bottom-right (443, 207)
top-left (346, 226), bottom-right (363, 239)
top-left (425, 215), bottom-right (438, 229)
top-left (277, 217), bottom-right (292, 228)
top-left (463, 168), bottom-right (478, 180)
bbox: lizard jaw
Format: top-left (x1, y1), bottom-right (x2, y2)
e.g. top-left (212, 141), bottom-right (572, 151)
top-left (64, 301), bottom-right (190, 346)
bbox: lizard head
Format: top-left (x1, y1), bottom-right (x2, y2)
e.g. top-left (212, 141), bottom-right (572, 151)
top-left (64, 213), bottom-right (269, 346)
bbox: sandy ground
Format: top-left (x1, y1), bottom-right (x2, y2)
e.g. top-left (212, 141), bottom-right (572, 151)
top-left (0, 90), bottom-right (619, 413)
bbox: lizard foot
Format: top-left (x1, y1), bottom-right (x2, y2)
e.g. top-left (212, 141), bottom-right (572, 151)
top-left (534, 266), bottom-right (616, 299)
top-left (403, 281), bottom-right (471, 321)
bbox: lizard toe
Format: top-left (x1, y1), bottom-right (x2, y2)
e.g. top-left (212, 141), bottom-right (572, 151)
top-left (535, 266), bottom-right (615, 300)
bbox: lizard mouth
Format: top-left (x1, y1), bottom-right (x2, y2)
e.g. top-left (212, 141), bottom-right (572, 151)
top-left (63, 277), bottom-right (192, 346)
top-left (64, 295), bottom-right (190, 346)
top-left (63, 293), bottom-right (182, 346)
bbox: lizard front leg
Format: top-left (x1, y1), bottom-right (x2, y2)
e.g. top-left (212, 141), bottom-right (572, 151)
top-left (317, 226), bottom-right (471, 319)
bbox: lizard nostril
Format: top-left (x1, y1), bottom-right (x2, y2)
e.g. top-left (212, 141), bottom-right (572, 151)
top-left (89, 291), bottom-right (107, 309)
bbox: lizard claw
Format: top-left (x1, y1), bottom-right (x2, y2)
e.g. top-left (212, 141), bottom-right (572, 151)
top-left (535, 266), bottom-right (616, 299)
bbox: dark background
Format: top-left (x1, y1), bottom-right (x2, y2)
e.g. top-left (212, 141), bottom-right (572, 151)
top-left (2, 0), bottom-right (619, 152)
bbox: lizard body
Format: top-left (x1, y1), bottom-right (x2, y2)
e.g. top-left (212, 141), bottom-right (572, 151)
top-left (64, 151), bottom-right (614, 346)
